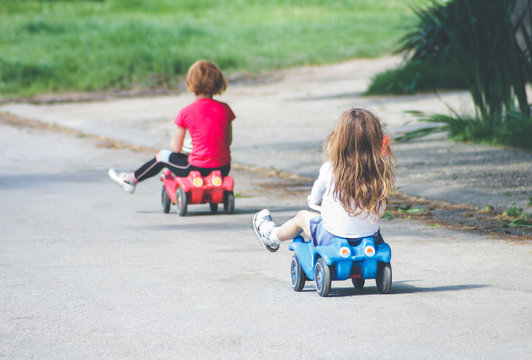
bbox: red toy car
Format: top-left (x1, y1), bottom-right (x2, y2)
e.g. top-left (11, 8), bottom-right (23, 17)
top-left (160, 169), bottom-right (235, 216)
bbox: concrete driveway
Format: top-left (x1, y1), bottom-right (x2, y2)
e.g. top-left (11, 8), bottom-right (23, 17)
top-left (2, 57), bottom-right (530, 212)
top-left (1, 123), bottom-right (531, 359)
top-left (1, 57), bottom-right (531, 358)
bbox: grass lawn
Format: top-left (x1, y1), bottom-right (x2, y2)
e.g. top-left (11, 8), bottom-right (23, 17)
top-left (0, 0), bottom-right (429, 98)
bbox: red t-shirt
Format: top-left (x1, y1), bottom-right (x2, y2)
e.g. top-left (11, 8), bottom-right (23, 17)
top-left (174, 98), bottom-right (236, 168)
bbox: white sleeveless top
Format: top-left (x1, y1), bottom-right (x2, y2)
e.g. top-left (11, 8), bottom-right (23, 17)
top-left (308, 162), bottom-right (383, 238)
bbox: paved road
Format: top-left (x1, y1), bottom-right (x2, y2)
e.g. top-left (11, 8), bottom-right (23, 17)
top-left (1, 120), bottom-right (531, 359)
top-left (2, 57), bottom-right (531, 212)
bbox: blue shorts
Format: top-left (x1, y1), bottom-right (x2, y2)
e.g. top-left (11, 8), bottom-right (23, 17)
top-left (309, 216), bottom-right (383, 246)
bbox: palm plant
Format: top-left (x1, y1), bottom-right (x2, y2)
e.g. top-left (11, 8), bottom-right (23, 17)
top-left (396, 0), bottom-right (451, 61)
top-left (396, 0), bottom-right (532, 149)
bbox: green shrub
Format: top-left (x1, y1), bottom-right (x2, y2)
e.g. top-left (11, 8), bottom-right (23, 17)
top-left (506, 203), bottom-right (523, 218)
top-left (440, 0), bottom-right (531, 121)
top-left (392, 0), bottom-right (532, 150)
top-left (365, 59), bottom-right (466, 95)
top-left (397, 110), bottom-right (532, 150)
top-left (367, 0), bottom-right (468, 94)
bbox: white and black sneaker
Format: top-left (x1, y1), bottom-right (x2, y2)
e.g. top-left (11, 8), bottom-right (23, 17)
top-left (253, 209), bottom-right (280, 252)
top-left (108, 168), bottom-right (136, 194)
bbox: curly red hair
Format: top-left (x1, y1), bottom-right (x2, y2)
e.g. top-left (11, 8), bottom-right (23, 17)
top-left (185, 60), bottom-right (227, 96)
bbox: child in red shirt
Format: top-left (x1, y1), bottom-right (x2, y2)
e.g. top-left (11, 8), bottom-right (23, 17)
top-left (108, 60), bottom-right (236, 193)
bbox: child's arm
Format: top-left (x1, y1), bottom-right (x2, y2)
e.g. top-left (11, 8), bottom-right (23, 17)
top-left (307, 163), bottom-right (329, 207)
top-left (170, 126), bottom-right (186, 153)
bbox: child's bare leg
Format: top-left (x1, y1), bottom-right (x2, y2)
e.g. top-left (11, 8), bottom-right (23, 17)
top-left (275, 210), bottom-right (319, 241)
top-left (253, 209), bottom-right (319, 252)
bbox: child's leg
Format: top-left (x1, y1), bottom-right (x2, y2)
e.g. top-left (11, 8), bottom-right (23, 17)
top-left (134, 150), bottom-right (190, 182)
top-left (109, 150), bottom-right (190, 193)
top-left (275, 210), bottom-right (319, 241)
top-left (253, 209), bottom-right (319, 252)
top-left (190, 163), bottom-right (231, 177)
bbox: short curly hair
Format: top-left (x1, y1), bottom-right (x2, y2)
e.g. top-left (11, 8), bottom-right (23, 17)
top-left (185, 60), bottom-right (227, 96)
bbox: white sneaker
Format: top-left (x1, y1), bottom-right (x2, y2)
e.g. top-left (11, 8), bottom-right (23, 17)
top-left (108, 168), bottom-right (136, 194)
top-left (253, 209), bottom-right (280, 252)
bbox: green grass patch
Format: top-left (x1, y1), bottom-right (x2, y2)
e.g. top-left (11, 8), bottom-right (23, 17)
top-left (501, 205), bottom-right (532, 228)
top-left (504, 203), bottom-right (523, 218)
top-left (507, 218), bottom-right (532, 228)
top-left (397, 204), bottom-right (431, 214)
top-left (0, 0), bottom-right (429, 98)
top-left (382, 210), bottom-right (396, 220)
top-left (365, 59), bottom-right (467, 95)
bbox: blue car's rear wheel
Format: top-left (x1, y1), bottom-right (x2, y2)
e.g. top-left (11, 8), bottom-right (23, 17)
top-left (376, 262), bottom-right (392, 294)
top-left (314, 258), bottom-right (331, 297)
top-left (290, 255), bottom-right (306, 291)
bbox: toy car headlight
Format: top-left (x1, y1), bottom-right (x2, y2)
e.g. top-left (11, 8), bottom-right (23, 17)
top-left (193, 177), bottom-right (203, 187)
top-left (364, 245), bottom-right (375, 257)
top-left (212, 176), bottom-right (222, 186)
top-left (339, 246), bottom-right (351, 258)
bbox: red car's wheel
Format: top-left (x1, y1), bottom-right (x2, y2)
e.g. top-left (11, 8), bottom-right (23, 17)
top-left (176, 187), bottom-right (188, 216)
top-left (223, 191), bottom-right (235, 214)
top-left (161, 185), bottom-right (171, 214)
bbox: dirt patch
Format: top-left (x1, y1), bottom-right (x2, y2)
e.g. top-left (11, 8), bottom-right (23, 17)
top-left (394, 139), bottom-right (532, 213)
top-left (245, 168), bottom-right (532, 240)
top-left (387, 193), bottom-right (532, 240)
top-left (0, 111), bottom-right (153, 153)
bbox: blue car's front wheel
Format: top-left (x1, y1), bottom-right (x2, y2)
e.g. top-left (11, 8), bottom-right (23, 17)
top-left (314, 258), bottom-right (331, 297)
top-left (290, 255), bottom-right (306, 291)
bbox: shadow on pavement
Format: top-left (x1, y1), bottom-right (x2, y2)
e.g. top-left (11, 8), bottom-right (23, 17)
top-left (136, 205), bottom-right (309, 216)
top-left (321, 281), bottom-right (488, 297)
top-left (388, 281), bottom-right (488, 294)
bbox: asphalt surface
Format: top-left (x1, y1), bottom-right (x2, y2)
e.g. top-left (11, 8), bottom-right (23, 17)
top-left (1, 57), bottom-right (531, 358)
top-left (1, 121), bottom-right (531, 359)
top-left (2, 57), bottom-right (530, 212)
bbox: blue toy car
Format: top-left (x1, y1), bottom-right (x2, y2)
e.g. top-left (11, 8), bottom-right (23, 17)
top-left (288, 233), bottom-right (392, 297)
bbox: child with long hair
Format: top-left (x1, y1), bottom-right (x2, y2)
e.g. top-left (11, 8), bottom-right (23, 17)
top-left (253, 108), bottom-right (394, 251)
top-left (108, 60), bottom-right (235, 193)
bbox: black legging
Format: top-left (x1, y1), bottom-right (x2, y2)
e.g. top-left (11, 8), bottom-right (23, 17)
top-left (134, 151), bottom-right (230, 182)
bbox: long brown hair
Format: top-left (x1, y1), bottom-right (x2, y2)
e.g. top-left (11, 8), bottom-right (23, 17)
top-left (323, 108), bottom-right (395, 218)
